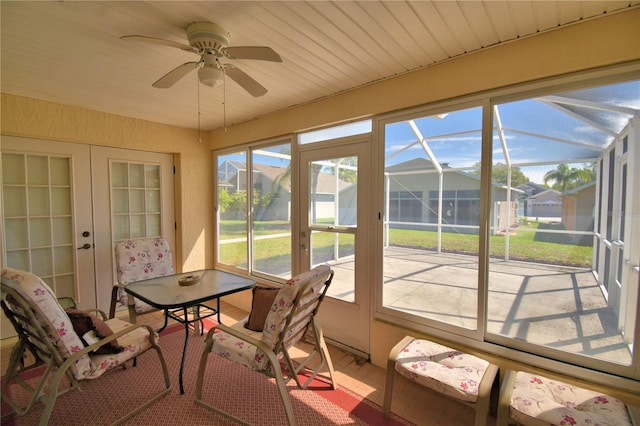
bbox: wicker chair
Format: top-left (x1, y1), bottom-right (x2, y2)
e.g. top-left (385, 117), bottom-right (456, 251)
top-left (1, 267), bottom-right (171, 425)
top-left (194, 265), bottom-right (336, 426)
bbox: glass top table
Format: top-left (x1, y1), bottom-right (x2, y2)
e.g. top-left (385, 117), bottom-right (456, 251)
top-left (125, 269), bottom-right (255, 394)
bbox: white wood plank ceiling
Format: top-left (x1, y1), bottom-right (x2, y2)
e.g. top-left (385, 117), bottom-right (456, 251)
top-left (1, 1), bottom-right (637, 131)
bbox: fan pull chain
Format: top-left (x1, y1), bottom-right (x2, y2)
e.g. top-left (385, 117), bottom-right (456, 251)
top-left (223, 70), bottom-right (227, 132)
top-left (197, 78), bottom-right (202, 143)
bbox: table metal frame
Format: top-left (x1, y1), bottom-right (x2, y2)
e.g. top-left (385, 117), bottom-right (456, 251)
top-left (124, 269), bottom-right (255, 394)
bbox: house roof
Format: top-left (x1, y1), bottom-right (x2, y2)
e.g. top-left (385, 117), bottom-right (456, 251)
top-left (528, 188), bottom-right (563, 200)
top-left (252, 163), bottom-right (290, 191)
top-left (516, 182), bottom-right (547, 196)
top-left (563, 181), bottom-right (597, 196)
top-left (386, 158), bottom-right (523, 194)
top-left (385, 158), bottom-right (450, 173)
top-left (314, 172), bottom-right (353, 195)
top-left (225, 162), bottom-right (352, 194)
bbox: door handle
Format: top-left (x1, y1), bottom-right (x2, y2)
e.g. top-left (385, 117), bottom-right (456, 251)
top-left (77, 243), bottom-right (92, 250)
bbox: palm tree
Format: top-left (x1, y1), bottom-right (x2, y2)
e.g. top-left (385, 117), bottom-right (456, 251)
top-left (543, 164), bottom-right (582, 192)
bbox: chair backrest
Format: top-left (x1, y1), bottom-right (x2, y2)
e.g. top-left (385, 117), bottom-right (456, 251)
top-left (114, 237), bottom-right (174, 285)
top-left (261, 265), bottom-right (334, 355)
top-left (1, 268), bottom-right (91, 379)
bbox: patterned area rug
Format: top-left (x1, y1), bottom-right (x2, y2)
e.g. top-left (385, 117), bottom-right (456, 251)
top-left (2, 323), bottom-right (412, 425)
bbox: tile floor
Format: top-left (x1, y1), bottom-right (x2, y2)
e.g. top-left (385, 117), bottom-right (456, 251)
top-left (1, 301), bottom-right (496, 426)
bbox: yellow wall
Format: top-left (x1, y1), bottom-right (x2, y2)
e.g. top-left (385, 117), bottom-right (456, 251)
top-left (0, 94), bottom-right (215, 271)
top-left (1, 7), bottom-right (639, 399)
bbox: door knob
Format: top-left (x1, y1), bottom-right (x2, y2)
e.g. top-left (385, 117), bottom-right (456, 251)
top-left (77, 243), bottom-right (92, 250)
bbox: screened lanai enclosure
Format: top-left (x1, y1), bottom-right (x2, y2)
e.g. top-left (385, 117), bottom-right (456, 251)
top-left (380, 79), bottom-right (639, 371)
top-left (216, 76), bottom-right (639, 378)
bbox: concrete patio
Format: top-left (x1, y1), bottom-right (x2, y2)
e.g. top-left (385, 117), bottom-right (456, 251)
top-left (328, 246), bottom-right (631, 365)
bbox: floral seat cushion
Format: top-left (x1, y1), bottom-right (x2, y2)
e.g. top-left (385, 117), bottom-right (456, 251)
top-left (1, 268), bottom-right (157, 381)
top-left (261, 265), bottom-right (331, 351)
top-left (210, 318), bottom-right (265, 370)
top-left (211, 265), bottom-right (332, 372)
top-left (394, 338), bottom-right (490, 403)
top-left (85, 317), bottom-right (155, 379)
top-left (2, 268), bottom-right (92, 380)
top-left (114, 238), bottom-right (174, 313)
top-left (510, 371), bottom-right (632, 426)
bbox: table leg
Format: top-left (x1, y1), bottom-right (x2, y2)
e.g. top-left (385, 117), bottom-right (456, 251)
top-left (216, 298), bottom-right (221, 324)
top-left (192, 306), bottom-right (200, 335)
top-left (156, 309), bottom-right (170, 334)
top-left (179, 306), bottom-right (189, 395)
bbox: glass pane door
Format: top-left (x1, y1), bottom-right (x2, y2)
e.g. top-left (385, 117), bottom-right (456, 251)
top-left (306, 157), bottom-right (357, 302)
top-left (299, 140), bottom-right (370, 356)
top-left (111, 161), bottom-right (162, 240)
top-left (2, 153), bottom-right (75, 296)
top-left (1, 137), bottom-right (95, 313)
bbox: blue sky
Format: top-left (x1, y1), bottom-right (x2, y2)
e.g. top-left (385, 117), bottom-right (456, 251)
top-left (218, 80), bottom-right (638, 186)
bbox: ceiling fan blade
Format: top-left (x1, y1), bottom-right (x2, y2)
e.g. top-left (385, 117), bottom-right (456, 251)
top-left (121, 35), bottom-right (194, 52)
top-left (153, 62), bottom-right (198, 88)
top-left (224, 65), bottom-right (268, 97)
top-left (225, 46), bottom-right (282, 62)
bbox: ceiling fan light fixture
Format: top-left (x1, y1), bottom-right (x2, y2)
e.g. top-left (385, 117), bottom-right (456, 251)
top-left (122, 21), bottom-right (279, 95)
top-left (198, 65), bottom-right (223, 88)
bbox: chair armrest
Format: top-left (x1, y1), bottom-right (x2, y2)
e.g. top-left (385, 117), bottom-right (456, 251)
top-left (479, 363), bottom-right (499, 399)
top-left (497, 369), bottom-right (517, 426)
top-left (629, 404), bottom-right (640, 426)
top-left (80, 308), bottom-right (109, 321)
top-left (388, 336), bottom-right (414, 361)
top-left (387, 335), bottom-right (414, 370)
top-left (205, 323), bottom-right (273, 356)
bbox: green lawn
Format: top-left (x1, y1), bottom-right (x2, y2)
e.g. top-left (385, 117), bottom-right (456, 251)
top-left (218, 220), bottom-right (593, 270)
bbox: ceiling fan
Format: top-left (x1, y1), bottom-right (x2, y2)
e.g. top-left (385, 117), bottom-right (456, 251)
top-left (121, 21), bottom-right (282, 97)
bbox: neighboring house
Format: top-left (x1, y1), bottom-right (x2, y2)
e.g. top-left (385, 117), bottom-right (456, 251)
top-left (516, 182), bottom-right (547, 217)
top-left (218, 160), bottom-right (248, 191)
top-left (517, 182), bottom-right (547, 197)
top-left (219, 160), bottom-right (354, 223)
top-left (310, 168), bottom-right (354, 224)
top-left (525, 188), bottom-right (563, 219)
top-left (218, 160), bottom-right (290, 220)
top-left (383, 158), bottom-right (519, 232)
top-left (218, 179), bottom-right (234, 191)
top-left (561, 181), bottom-right (596, 240)
top-left (252, 163), bottom-right (291, 221)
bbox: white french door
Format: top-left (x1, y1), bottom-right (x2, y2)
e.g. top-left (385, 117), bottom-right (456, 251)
top-left (91, 146), bottom-right (175, 313)
top-left (1, 137), bottom-right (96, 305)
top-left (298, 137), bottom-right (371, 356)
top-left (1, 137), bottom-right (174, 338)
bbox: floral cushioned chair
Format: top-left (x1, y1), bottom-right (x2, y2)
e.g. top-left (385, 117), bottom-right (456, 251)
top-left (497, 370), bottom-right (639, 426)
top-left (194, 265), bottom-right (336, 426)
top-left (1, 268), bottom-right (171, 425)
top-left (109, 237), bottom-right (174, 324)
top-left (383, 335), bottom-right (499, 426)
